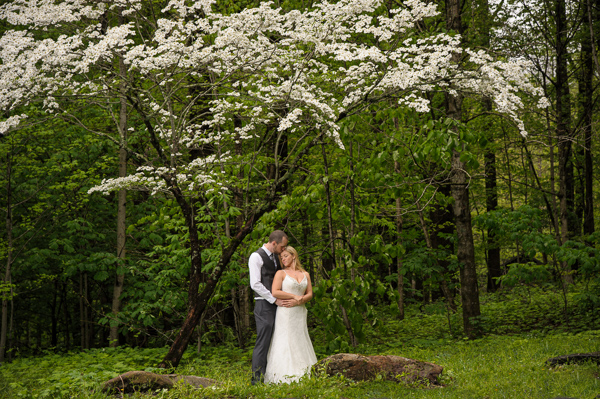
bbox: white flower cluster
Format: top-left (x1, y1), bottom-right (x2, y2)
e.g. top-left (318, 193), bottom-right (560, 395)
top-left (88, 159), bottom-right (226, 196)
top-left (0, 114), bottom-right (27, 135)
top-left (0, 0), bottom-right (104, 27)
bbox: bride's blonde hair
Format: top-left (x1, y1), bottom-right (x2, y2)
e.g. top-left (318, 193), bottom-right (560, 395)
top-left (282, 246), bottom-right (305, 272)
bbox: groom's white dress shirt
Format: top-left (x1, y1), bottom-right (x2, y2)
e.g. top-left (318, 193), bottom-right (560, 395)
top-left (249, 245), bottom-right (277, 304)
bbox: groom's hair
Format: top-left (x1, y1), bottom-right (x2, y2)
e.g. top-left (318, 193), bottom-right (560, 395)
top-left (269, 230), bottom-right (287, 244)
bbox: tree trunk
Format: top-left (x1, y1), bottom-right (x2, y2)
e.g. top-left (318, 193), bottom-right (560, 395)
top-left (321, 144), bottom-right (337, 268)
top-left (556, 0), bottom-right (575, 284)
top-left (415, 190), bottom-right (455, 310)
top-left (395, 198), bottom-right (404, 320)
top-left (231, 287), bottom-right (243, 348)
top-left (582, 0), bottom-right (595, 236)
top-left (523, 142), bottom-right (559, 239)
top-left (476, 0), bottom-right (502, 293)
top-left (321, 144), bottom-right (358, 347)
top-left (451, 147), bottom-right (481, 338)
top-left (110, 12), bottom-right (128, 347)
top-left (233, 115), bottom-right (251, 346)
top-left (349, 141), bottom-right (357, 282)
top-left (428, 183), bottom-right (457, 311)
top-left (392, 115), bottom-right (405, 318)
top-left (231, 280), bottom-right (251, 349)
top-left (62, 283), bottom-right (71, 350)
top-left (52, 280), bottom-right (60, 347)
top-left (158, 211), bottom-right (261, 367)
top-left (485, 157), bottom-right (501, 292)
top-left (7, 295), bottom-right (13, 361)
top-left (501, 128), bottom-right (515, 211)
top-left (483, 101), bottom-right (501, 292)
top-left (302, 212), bottom-right (314, 283)
top-left (394, 161), bottom-right (404, 320)
top-left (446, 0), bottom-right (481, 338)
top-left (0, 152), bottom-right (12, 363)
top-left (85, 273), bottom-right (93, 348)
top-left (79, 273), bottom-right (87, 349)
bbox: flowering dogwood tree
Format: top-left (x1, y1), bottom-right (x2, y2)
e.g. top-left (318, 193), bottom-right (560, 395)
top-left (0, 0), bottom-right (547, 365)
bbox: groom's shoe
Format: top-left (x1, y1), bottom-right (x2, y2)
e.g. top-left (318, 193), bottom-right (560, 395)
top-left (251, 372), bottom-right (264, 385)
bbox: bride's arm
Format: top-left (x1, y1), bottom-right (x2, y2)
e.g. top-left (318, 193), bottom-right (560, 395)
top-left (272, 271), bottom-right (303, 301)
top-left (298, 272), bottom-right (313, 305)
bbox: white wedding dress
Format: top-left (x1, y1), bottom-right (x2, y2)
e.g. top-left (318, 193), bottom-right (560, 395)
top-left (264, 273), bottom-right (317, 384)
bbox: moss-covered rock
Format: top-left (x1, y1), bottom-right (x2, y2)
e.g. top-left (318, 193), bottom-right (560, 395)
top-left (317, 353), bottom-right (443, 386)
top-left (101, 370), bottom-right (218, 394)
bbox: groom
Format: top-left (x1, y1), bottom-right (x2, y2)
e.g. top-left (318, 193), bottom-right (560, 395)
top-left (248, 230), bottom-right (292, 384)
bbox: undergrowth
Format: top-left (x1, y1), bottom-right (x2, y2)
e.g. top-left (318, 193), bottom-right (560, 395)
top-left (1, 286), bottom-right (599, 399)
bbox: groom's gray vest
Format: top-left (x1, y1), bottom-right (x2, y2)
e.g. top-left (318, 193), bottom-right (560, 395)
top-left (255, 248), bottom-right (279, 295)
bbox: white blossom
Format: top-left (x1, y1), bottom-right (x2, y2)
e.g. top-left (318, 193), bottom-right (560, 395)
top-left (0, 114), bottom-right (27, 135)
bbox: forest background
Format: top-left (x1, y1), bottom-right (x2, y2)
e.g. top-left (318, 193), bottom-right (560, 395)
top-left (0, 0), bottom-right (599, 396)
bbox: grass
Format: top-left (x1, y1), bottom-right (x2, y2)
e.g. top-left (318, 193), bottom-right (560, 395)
top-left (1, 286), bottom-right (599, 398)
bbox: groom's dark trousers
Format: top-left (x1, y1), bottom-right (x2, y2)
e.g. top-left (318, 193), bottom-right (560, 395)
top-left (251, 300), bottom-right (277, 384)
top-left (251, 248), bottom-right (279, 384)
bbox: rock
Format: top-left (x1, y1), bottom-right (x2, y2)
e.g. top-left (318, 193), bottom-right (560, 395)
top-left (101, 370), bottom-right (218, 394)
top-left (102, 371), bottom-right (174, 394)
top-left (546, 352), bottom-right (600, 367)
top-left (316, 353), bottom-right (443, 386)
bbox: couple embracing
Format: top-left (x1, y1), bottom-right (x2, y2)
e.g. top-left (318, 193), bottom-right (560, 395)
top-left (248, 230), bottom-right (317, 384)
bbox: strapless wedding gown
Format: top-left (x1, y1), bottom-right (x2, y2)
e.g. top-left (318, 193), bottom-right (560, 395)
top-left (264, 274), bottom-right (317, 384)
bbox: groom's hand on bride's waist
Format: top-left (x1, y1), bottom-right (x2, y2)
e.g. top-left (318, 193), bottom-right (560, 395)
top-left (276, 298), bottom-right (294, 307)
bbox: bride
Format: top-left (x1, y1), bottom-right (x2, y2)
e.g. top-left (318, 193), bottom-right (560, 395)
top-left (264, 246), bottom-right (317, 384)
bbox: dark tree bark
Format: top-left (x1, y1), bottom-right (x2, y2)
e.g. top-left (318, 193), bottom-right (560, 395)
top-left (80, 272), bottom-right (90, 350)
top-left (62, 283), bottom-right (71, 350)
top-left (321, 144), bottom-right (337, 269)
top-left (321, 143), bottom-right (358, 347)
top-left (349, 141), bottom-right (357, 282)
top-left (0, 152), bottom-right (12, 363)
top-left (446, 0), bottom-right (481, 338)
top-left (51, 280), bottom-right (59, 347)
top-left (301, 211), bottom-right (314, 283)
top-left (428, 183), bottom-right (457, 311)
top-left (485, 145), bottom-right (501, 292)
top-left (394, 161), bottom-right (404, 320)
top-left (110, 20), bottom-right (128, 346)
top-left (556, 0), bottom-right (575, 283)
top-left (482, 99), bottom-right (500, 291)
top-left (474, 0), bottom-right (502, 293)
top-left (582, 0), bottom-right (595, 236)
top-left (231, 115), bottom-right (251, 349)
